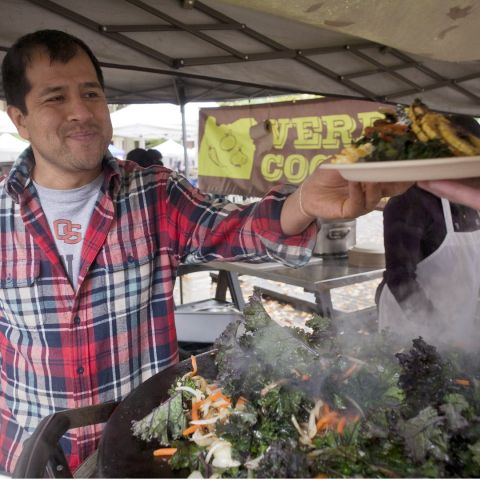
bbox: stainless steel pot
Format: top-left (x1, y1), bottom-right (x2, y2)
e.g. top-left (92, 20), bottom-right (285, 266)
top-left (313, 219), bottom-right (357, 256)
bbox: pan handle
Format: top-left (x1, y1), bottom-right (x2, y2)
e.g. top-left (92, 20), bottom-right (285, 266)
top-left (13, 401), bottom-right (118, 479)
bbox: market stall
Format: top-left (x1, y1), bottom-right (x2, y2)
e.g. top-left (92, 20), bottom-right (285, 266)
top-left (1, 1), bottom-right (480, 478)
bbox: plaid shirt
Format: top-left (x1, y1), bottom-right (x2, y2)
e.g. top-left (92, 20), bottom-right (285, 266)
top-left (0, 148), bottom-right (316, 473)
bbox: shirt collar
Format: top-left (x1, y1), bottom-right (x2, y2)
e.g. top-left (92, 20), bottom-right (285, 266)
top-left (5, 146), bottom-right (121, 203)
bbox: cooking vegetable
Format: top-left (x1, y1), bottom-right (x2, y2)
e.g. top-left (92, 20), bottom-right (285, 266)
top-left (153, 447), bottom-right (178, 457)
top-left (132, 293), bottom-right (480, 478)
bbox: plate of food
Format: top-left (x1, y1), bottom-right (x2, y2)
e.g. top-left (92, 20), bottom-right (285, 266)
top-left (320, 155), bottom-right (480, 182)
top-left (320, 100), bottom-right (480, 182)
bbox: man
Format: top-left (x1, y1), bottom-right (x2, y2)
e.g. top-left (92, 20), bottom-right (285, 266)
top-left (0, 29), bottom-right (407, 473)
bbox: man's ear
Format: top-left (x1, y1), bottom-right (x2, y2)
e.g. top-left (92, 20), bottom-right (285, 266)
top-left (7, 105), bottom-right (30, 141)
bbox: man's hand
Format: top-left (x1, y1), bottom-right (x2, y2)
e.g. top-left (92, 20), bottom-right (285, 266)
top-left (419, 178), bottom-right (480, 210)
top-left (281, 168), bottom-right (411, 235)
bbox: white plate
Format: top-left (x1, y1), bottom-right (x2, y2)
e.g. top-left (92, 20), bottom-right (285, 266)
top-left (319, 156), bottom-right (480, 182)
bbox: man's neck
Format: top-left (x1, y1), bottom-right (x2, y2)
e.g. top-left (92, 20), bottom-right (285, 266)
top-left (32, 165), bottom-right (103, 189)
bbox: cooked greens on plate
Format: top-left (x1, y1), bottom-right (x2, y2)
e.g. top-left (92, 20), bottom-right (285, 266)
top-left (331, 99), bottom-right (480, 164)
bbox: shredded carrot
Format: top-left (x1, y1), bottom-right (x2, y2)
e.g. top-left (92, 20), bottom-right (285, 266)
top-left (455, 378), bottom-right (471, 386)
top-left (153, 447), bottom-right (177, 457)
top-left (316, 411), bottom-right (338, 431)
top-left (190, 355), bottom-right (197, 376)
top-left (336, 416), bottom-right (347, 434)
top-left (182, 425), bottom-right (200, 436)
top-left (320, 404), bottom-right (331, 416)
top-left (209, 391), bottom-right (222, 402)
top-left (341, 363), bottom-right (358, 380)
top-left (219, 393), bottom-right (231, 403)
top-left (236, 396), bottom-right (248, 407)
top-left (191, 401), bottom-right (199, 420)
top-left (194, 398), bottom-right (207, 409)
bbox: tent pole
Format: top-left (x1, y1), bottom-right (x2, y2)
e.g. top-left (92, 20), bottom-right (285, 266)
top-left (174, 79), bottom-right (189, 178)
top-left (180, 102), bottom-right (189, 178)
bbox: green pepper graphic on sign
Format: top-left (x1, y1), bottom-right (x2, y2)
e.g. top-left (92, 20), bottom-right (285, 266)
top-left (199, 116), bottom-right (257, 179)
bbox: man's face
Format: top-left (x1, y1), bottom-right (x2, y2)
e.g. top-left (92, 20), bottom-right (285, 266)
top-left (7, 47), bottom-right (112, 188)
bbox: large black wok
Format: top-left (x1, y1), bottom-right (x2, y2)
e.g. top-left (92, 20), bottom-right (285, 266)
top-left (96, 351), bottom-right (217, 478)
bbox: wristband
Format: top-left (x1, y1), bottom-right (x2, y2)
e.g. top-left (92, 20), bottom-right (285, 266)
top-left (298, 181), bottom-right (315, 219)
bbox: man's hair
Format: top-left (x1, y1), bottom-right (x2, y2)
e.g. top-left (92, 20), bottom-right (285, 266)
top-left (2, 29), bottom-right (104, 113)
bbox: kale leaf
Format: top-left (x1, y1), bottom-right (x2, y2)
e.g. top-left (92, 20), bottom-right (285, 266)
top-left (396, 337), bottom-right (453, 418)
top-left (256, 439), bottom-right (310, 478)
top-left (131, 392), bottom-right (186, 444)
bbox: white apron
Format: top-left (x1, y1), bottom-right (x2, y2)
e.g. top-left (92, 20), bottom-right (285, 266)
top-left (378, 198), bottom-right (480, 349)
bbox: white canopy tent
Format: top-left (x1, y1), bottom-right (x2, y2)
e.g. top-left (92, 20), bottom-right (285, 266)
top-left (110, 103), bottom-right (205, 143)
top-left (151, 138), bottom-right (185, 170)
top-left (0, 111), bottom-right (17, 135)
top-left (110, 103), bottom-right (212, 170)
top-left (0, 133), bottom-right (29, 164)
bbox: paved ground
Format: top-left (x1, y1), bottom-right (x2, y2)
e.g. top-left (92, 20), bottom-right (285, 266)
top-left (175, 210), bottom-right (385, 327)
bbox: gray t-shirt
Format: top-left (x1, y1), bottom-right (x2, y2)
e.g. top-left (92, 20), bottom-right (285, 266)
top-left (33, 173), bottom-right (104, 289)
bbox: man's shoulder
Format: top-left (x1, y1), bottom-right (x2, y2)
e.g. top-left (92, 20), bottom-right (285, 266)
top-left (115, 159), bottom-right (173, 191)
top-left (118, 159), bottom-right (169, 176)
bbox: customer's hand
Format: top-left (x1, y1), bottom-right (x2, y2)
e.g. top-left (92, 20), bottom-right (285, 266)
top-left (419, 178), bottom-right (480, 209)
top-left (302, 168), bottom-right (411, 219)
top-left (281, 168), bottom-right (411, 235)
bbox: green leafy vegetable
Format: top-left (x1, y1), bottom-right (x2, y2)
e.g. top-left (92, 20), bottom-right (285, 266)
top-left (132, 295), bottom-right (480, 478)
top-left (131, 392), bottom-right (186, 444)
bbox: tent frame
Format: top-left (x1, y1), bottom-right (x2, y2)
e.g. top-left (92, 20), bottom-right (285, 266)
top-left (2, 0), bottom-right (479, 176)
top-left (13, 0), bottom-right (480, 107)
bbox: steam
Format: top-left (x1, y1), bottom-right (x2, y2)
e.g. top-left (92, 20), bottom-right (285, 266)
top-left (381, 291), bottom-right (480, 353)
top-left (378, 200), bottom-right (480, 354)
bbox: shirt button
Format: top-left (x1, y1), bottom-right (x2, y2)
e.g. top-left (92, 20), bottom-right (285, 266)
top-left (77, 366), bottom-right (84, 375)
top-left (127, 255), bottom-right (135, 263)
top-left (74, 316), bottom-right (81, 326)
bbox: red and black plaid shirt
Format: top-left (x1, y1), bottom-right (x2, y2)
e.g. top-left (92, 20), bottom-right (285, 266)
top-left (0, 148), bottom-right (316, 473)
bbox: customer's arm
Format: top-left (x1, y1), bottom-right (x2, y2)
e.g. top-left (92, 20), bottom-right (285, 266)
top-left (281, 168), bottom-right (412, 235)
top-left (164, 168), bottom-right (410, 268)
